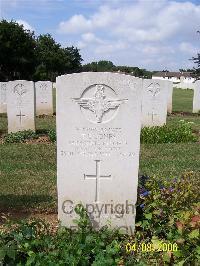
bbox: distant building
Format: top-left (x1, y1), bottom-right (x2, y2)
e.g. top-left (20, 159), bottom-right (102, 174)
top-left (152, 71), bottom-right (195, 89)
top-left (152, 71), bottom-right (195, 83)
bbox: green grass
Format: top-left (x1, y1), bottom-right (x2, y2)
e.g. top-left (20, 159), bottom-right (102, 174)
top-left (0, 144), bottom-right (56, 212)
top-left (0, 141), bottom-right (199, 212)
top-left (0, 88), bottom-right (199, 213)
top-left (140, 143), bottom-right (200, 177)
top-left (172, 88), bottom-right (194, 113)
top-left (167, 113), bottom-right (200, 133)
top-left (0, 115), bottom-right (56, 136)
top-left (0, 87), bottom-right (56, 135)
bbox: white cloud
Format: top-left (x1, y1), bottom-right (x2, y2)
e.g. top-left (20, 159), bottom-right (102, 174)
top-left (81, 32), bottom-right (103, 43)
top-left (94, 40), bottom-right (129, 55)
top-left (58, 1), bottom-right (200, 41)
top-left (59, 15), bottom-right (92, 34)
top-left (58, 0), bottom-right (200, 70)
top-left (16, 19), bottom-right (34, 31)
top-left (179, 42), bottom-right (198, 55)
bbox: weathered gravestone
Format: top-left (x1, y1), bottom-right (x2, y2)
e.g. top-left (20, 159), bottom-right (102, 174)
top-left (7, 80), bottom-right (35, 133)
top-left (166, 81), bottom-right (173, 113)
top-left (35, 81), bottom-right (53, 115)
top-left (193, 80), bottom-right (200, 113)
top-left (141, 79), bottom-right (168, 127)
top-left (0, 82), bottom-right (7, 113)
top-left (56, 72), bottom-right (142, 234)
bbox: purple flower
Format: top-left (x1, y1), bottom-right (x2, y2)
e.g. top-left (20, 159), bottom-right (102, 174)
top-left (140, 204), bottom-right (145, 208)
top-left (140, 191), bottom-right (149, 197)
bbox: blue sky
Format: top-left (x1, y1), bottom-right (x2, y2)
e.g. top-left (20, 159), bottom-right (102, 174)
top-left (0, 0), bottom-right (200, 71)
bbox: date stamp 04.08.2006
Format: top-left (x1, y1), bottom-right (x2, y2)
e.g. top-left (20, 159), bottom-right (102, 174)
top-left (125, 242), bottom-right (178, 253)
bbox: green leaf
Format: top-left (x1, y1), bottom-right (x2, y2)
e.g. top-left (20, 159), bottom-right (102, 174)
top-left (188, 229), bottom-right (199, 239)
top-left (0, 248), bottom-right (6, 260)
top-left (151, 237), bottom-right (163, 250)
top-left (144, 213), bottom-right (152, 220)
top-left (163, 252), bottom-right (171, 263)
top-left (174, 260), bottom-right (186, 266)
top-left (7, 248), bottom-right (16, 259)
top-left (135, 221), bottom-right (142, 227)
top-left (195, 246), bottom-right (200, 255)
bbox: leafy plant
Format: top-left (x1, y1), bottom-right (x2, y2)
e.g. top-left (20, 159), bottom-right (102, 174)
top-left (47, 129), bottom-right (56, 142)
top-left (0, 208), bottom-right (122, 265)
top-left (0, 173), bottom-right (199, 265)
top-left (4, 130), bottom-right (37, 143)
top-left (141, 120), bottom-right (198, 144)
top-left (136, 172), bottom-right (200, 264)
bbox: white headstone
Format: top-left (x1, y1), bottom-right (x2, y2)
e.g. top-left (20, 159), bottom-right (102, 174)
top-left (193, 80), bottom-right (200, 113)
top-left (35, 81), bottom-right (53, 115)
top-left (167, 81), bottom-right (173, 113)
top-left (7, 80), bottom-right (35, 133)
top-left (0, 82), bottom-right (7, 113)
top-left (141, 79), bottom-right (168, 127)
top-left (56, 72), bottom-right (142, 234)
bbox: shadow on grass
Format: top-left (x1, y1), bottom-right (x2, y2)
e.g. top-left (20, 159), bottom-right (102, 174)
top-left (36, 129), bottom-right (49, 135)
top-left (0, 130), bottom-right (6, 135)
top-left (0, 194), bottom-right (56, 214)
top-left (0, 113), bottom-right (7, 118)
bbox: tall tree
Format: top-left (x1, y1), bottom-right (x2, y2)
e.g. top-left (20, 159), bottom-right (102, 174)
top-left (34, 34), bottom-right (82, 81)
top-left (82, 60), bottom-right (115, 72)
top-left (0, 20), bottom-right (36, 81)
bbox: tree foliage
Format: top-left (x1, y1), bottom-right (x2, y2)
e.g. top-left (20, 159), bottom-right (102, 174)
top-left (192, 53), bottom-right (200, 77)
top-left (82, 60), bottom-right (114, 72)
top-left (82, 60), bottom-right (152, 78)
top-left (34, 34), bottom-right (82, 81)
top-left (0, 20), bottom-right (82, 81)
top-left (0, 20), bottom-right (36, 81)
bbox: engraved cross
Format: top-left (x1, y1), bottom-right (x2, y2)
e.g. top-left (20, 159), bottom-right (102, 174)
top-left (84, 160), bottom-right (111, 202)
top-left (148, 110), bottom-right (158, 123)
top-left (16, 110), bottom-right (26, 124)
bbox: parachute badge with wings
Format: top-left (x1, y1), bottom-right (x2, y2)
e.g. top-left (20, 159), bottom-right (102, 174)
top-left (72, 84), bottom-right (128, 123)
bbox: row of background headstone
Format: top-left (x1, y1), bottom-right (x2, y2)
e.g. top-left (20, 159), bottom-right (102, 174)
top-left (2, 79), bottom-right (200, 117)
top-left (0, 81), bottom-right (54, 116)
top-left (0, 77), bottom-right (199, 133)
top-left (0, 81), bottom-right (53, 133)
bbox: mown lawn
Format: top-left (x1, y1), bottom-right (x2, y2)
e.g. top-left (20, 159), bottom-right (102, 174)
top-left (172, 88), bottom-right (194, 112)
top-left (0, 88), bottom-right (199, 213)
top-left (0, 144), bottom-right (56, 212)
top-left (0, 141), bottom-right (199, 212)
